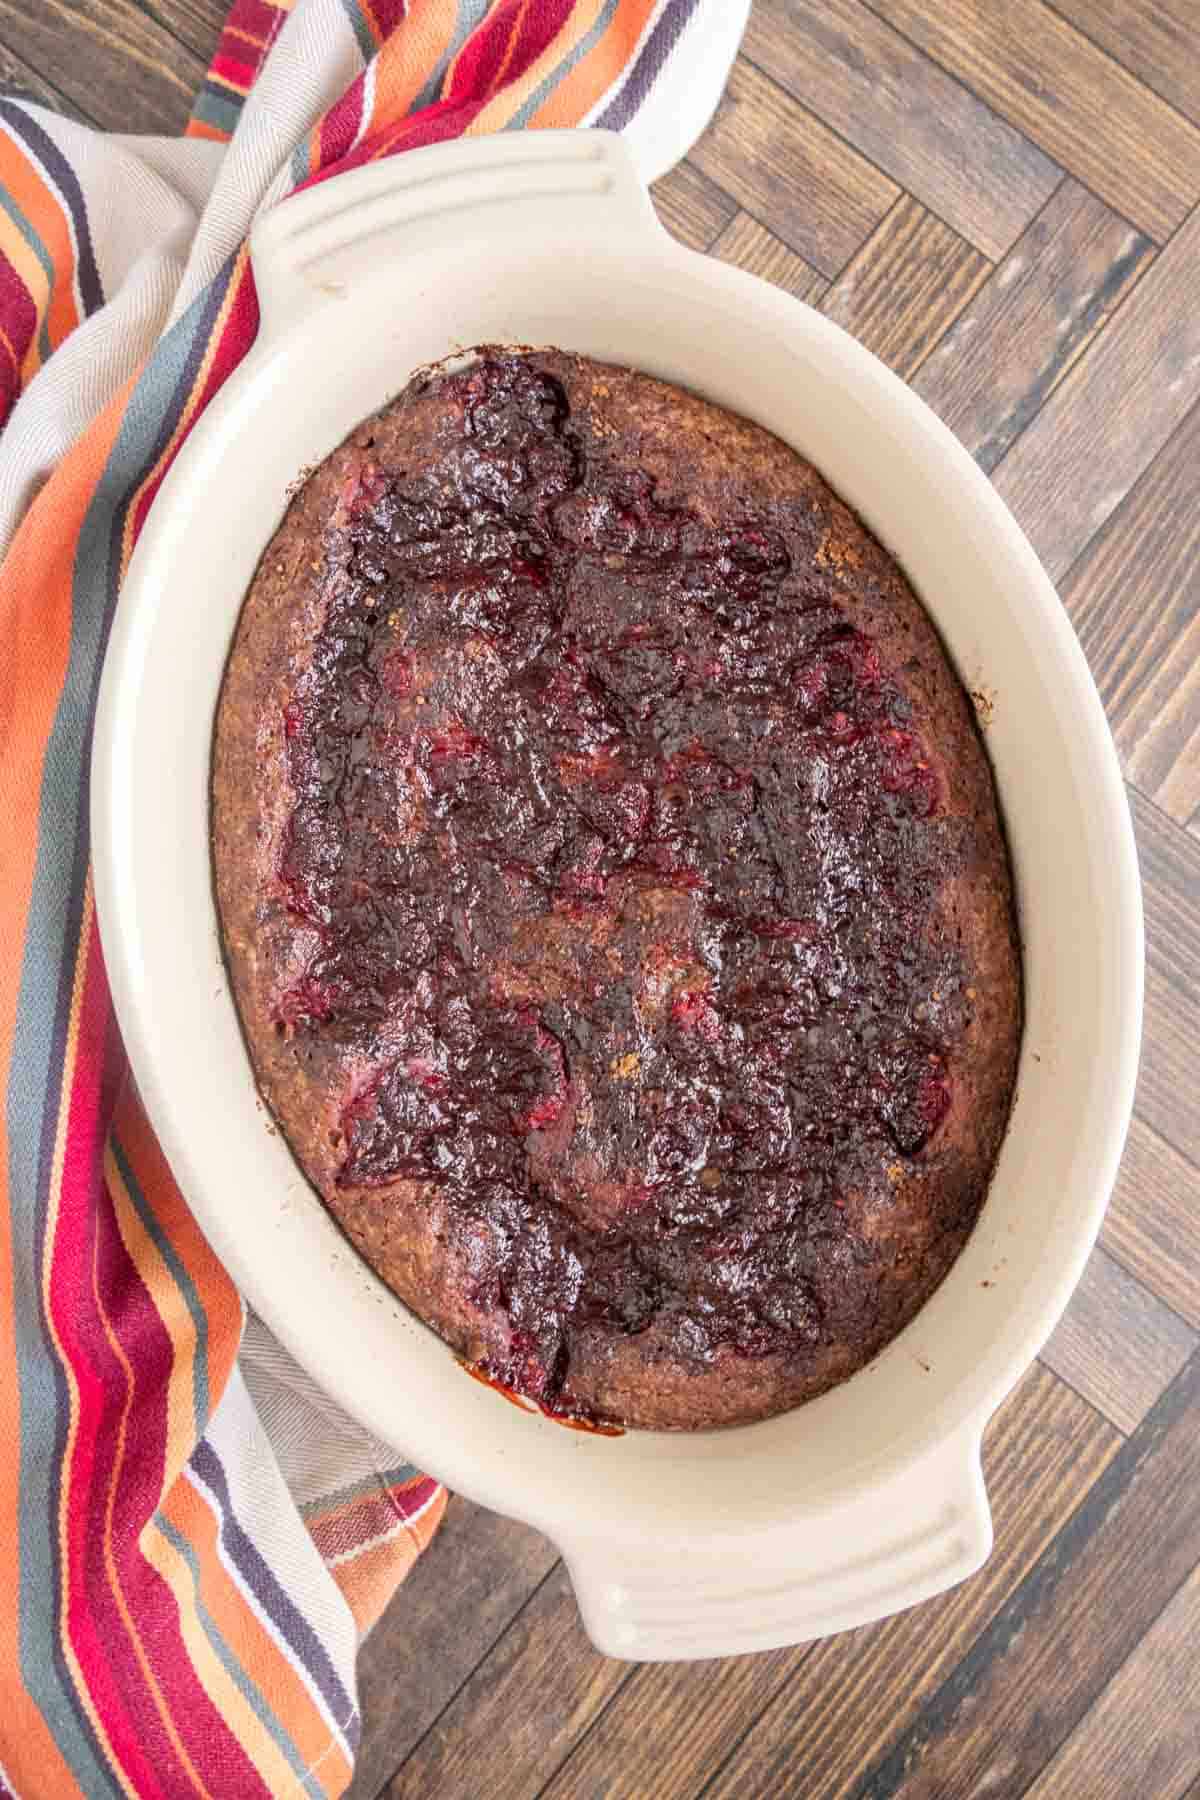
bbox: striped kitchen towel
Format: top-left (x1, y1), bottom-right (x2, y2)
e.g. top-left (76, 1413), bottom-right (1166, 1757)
top-left (0, 2), bottom-right (744, 1794)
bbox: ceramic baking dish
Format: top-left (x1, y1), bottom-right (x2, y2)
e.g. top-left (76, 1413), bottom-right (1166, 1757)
top-left (92, 131), bottom-right (1143, 1661)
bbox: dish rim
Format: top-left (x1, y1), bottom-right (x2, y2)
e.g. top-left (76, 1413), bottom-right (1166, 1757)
top-left (90, 132), bottom-right (1144, 1596)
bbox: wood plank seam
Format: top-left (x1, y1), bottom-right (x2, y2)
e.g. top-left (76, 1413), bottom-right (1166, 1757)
top-left (859, 0), bottom-right (1200, 242)
top-left (1059, 396), bottom-right (1200, 829)
top-left (1046, 0), bottom-right (1200, 135)
top-left (1038, 0), bottom-right (1200, 142)
top-left (1136, 783), bottom-right (1200, 876)
top-left (702, 181), bottom-right (882, 303)
top-left (0, 0), bottom-right (205, 133)
top-left (709, 211), bottom-right (829, 304)
top-left (681, 1371), bottom-right (1119, 1799)
top-left (1101, 1220), bottom-right (1200, 1342)
top-left (527, 1664), bottom-right (641, 1800)
top-left (948, 1561), bottom-right (1200, 1800)
top-left (1125, 790), bottom-right (1200, 1167)
top-left (651, 161), bottom-right (740, 255)
top-left (1038, 1235), bottom-right (1200, 1437)
top-left (819, 191), bottom-right (994, 382)
top-left (12, 7), bottom-right (1199, 1790)
top-left (717, 194), bottom-right (864, 291)
top-left (1102, 1115), bottom-right (1200, 1330)
top-left (691, 1355), bottom-right (1186, 1799)
top-left (984, 1557), bottom-right (1200, 1798)
top-left (1031, 1355), bottom-right (1139, 1440)
top-left (704, 173), bottom-right (989, 330)
top-left (699, 171), bottom-right (1167, 598)
top-left (690, 1657), bottom-right (819, 1800)
top-left (130, 0), bottom-right (211, 65)
top-left (371, 1558), bottom-right (565, 1799)
top-left (8, 21), bottom-right (1161, 525)
top-left (742, 0), bottom-right (1062, 260)
top-left (985, 204), bottom-right (1200, 579)
top-left (1125, 1111), bottom-right (1200, 1185)
top-left (842, 1347), bottom-right (1200, 1798)
top-left (1131, 780), bottom-right (1196, 868)
top-left (1044, 256), bottom-right (1200, 604)
top-left (690, 56), bottom-right (900, 275)
top-left (745, 30), bottom-right (1163, 284)
top-left (912, 172), bottom-right (1155, 473)
top-left (0, 33), bottom-right (96, 123)
top-left (738, 45), bottom-right (1037, 266)
top-left (1023, 1561), bottom-right (1200, 1797)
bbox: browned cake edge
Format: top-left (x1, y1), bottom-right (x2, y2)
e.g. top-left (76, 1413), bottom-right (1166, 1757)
top-left (211, 350), bottom-right (1021, 1431)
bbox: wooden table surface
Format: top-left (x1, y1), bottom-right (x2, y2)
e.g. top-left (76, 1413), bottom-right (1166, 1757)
top-left (7, 2), bottom-right (1200, 1794)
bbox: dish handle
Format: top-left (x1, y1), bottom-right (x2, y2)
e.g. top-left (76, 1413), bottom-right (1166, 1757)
top-left (558, 1425), bottom-right (993, 1661)
top-left (249, 130), bottom-right (660, 336)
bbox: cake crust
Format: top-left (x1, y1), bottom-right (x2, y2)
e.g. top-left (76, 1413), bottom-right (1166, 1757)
top-left (212, 349), bottom-right (1021, 1431)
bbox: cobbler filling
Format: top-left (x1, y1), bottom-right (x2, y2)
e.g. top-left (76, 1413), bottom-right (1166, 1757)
top-left (275, 355), bottom-right (967, 1410)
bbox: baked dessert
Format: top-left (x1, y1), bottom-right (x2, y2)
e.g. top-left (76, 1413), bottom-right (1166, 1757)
top-left (212, 349), bottom-right (1020, 1431)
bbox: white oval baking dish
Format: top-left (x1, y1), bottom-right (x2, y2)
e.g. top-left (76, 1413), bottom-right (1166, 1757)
top-left (92, 131), bottom-right (1143, 1662)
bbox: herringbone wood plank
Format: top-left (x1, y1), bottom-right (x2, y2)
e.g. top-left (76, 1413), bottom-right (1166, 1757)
top-left (8, 4), bottom-right (1198, 1795)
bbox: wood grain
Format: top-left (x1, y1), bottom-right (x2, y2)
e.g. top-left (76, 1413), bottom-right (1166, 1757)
top-left (22, 4), bottom-right (1200, 1792)
top-left (384, 1564), bottom-right (626, 1800)
top-left (1023, 1563), bottom-right (1200, 1800)
top-left (689, 57), bottom-right (898, 278)
top-left (1064, 399), bottom-right (1200, 825)
top-left (1102, 1115), bottom-right (1200, 1332)
top-left (743, 0), bottom-right (1060, 260)
top-left (545, 1644), bottom-right (804, 1800)
top-left (824, 1351), bottom-right (1200, 1799)
top-left (870, 0), bottom-right (1200, 241)
top-left (413, 1364), bottom-right (1116, 1800)
top-left (710, 210), bottom-right (827, 303)
top-left (1049, 0), bottom-right (1200, 130)
top-left (914, 179), bottom-right (1153, 473)
top-left (143, 0), bottom-right (228, 61)
top-left (702, 1366), bottom-right (1119, 1800)
top-left (0, 0), bottom-right (204, 133)
top-left (346, 1501), bottom-right (557, 1799)
top-left (0, 35), bottom-right (89, 119)
top-left (1134, 790), bottom-right (1200, 1168)
top-left (1144, 954), bottom-right (1200, 1173)
top-left (410, 1363), bottom-right (1116, 1800)
top-left (989, 204), bottom-right (1200, 582)
top-left (820, 194), bottom-right (990, 380)
top-left (1038, 1244), bottom-right (1196, 1433)
top-left (650, 161), bottom-right (737, 254)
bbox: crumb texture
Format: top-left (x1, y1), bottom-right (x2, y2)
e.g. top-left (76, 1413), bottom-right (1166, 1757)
top-left (212, 350), bottom-right (1020, 1430)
